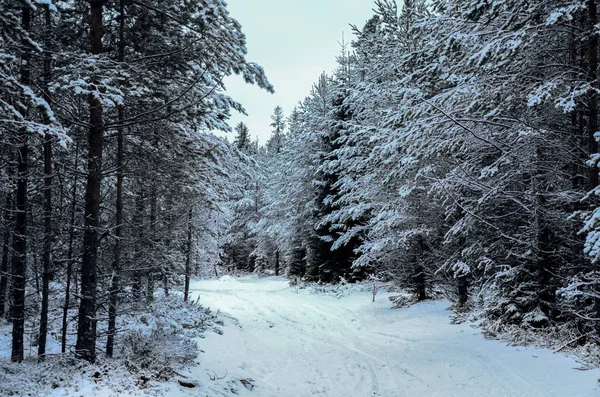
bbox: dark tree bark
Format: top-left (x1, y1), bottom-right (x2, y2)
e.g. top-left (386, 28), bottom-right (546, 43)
top-left (11, 4), bottom-right (31, 364)
top-left (568, 22), bottom-right (587, 276)
top-left (146, 182), bottom-right (157, 305)
top-left (414, 265), bottom-right (427, 301)
top-left (457, 276), bottom-right (468, 306)
top-left (76, 0), bottom-right (105, 362)
top-left (587, 0), bottom-right (600, 324)
top-left (414, 235), bottom-right (427, 301)
top-left (0, 181), bottom-right (13, 318)
top-left (106, 106), bottom-right (123, 357)
top-left (61, 142), bottom-right (79, 354)
top-left (163, 193), bottom-right (174, 297)
top-left (528, 142), bottom-right (556, 319)
top-left (588, 0), bottom-right (599, 189)
top-left (184, 207), bottom-right (193, 302)
top-left (132, 187), bottom-right (144, 304)
top-left (163, 272), bottom-right (169, 296)
top-left (11, 132), bottom-right (28, 364)
top-left (38, 4), bottom-right (54, 360)
top-left (274, 249), bottom-right (280, 276)
top-left (106, 0), bottom-right (125, 358)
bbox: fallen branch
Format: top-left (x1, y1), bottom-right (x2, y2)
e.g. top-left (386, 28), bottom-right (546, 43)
top-left (207, 369), bottom-right (228, 381)
top-left (554, 332), bottom-right (593, 354)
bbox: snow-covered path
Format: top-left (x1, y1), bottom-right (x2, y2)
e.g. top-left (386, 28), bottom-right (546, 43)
top-left (174, 276), bottom-right (599, 397)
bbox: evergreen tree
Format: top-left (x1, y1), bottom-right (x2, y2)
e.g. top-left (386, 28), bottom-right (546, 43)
top-left (234, 122), bottom-right (252, 152)
top-left (267, 106), bottom-right (285, 154)
top-left (0, 0), bottom-right (272, 363)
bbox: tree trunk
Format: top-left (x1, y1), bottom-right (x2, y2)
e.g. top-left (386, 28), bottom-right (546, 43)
top-left (274, 249), bottom-right (280, 276)
top-left (587, 0), bottom-right (600, 325)
top-left (61, 142), bottom-right (79, 354)
top-left (414, 235), bottom-right (427, 301)
top-left (163, 277), bottom-right (169, 296)
top-left (76, 0), bottom-right (105, 362)
top-left (184, 208), bottom-right (193, 302)
top-left (457, 276), bottom-right (468, 306)
top-left (415, 265), bottom-right (427, 301)
top-left (163, 194), bottom-right (174, 297)
top-left (38, 4), bottom-right (54, 360)
top-left (132, 187), bottom-right (144, 305)
top-left (146, 183), bottom-right (157, 305)
top-left (0, 184), bottom-right (13, 318)
top-left (106, 105), bottom-right (124, 358)
top-left (106, 0), bottom-right (125, 357)
top-left (11, 130), bottom-right (28, 364)
top-left (11, 4), bottom-right (31, 364)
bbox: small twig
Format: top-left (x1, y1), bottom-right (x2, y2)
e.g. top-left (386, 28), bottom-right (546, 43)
top-left (173, 370), bottom-right (188, 378)
top-left (554, 332), bottom-right (594, 354)
top-left (207, 369), bottom-right (228, 381)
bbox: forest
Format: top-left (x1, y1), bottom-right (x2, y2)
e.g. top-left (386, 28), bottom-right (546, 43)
top-left (233, 0), bottom-right (600, 353)
top-left (1, 0), bottom-right (600, 395)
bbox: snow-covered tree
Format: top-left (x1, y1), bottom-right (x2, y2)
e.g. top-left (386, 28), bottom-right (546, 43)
top-left (267, 105), bottom-right (286, 155)
top-left (234, 122), bottom-right (253, 152)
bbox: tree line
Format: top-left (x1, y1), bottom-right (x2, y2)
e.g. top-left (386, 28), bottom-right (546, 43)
top-left (226, 0), bottom-right (600, 350)
top-left (0, 0), bottom-right (271, 363)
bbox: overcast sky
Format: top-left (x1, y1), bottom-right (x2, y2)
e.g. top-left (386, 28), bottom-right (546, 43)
top-left (221, 0), bottom-right (374, 143)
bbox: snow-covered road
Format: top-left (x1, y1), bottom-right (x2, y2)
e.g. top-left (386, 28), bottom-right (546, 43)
top-left (173, 276), bottom-right (599, 397)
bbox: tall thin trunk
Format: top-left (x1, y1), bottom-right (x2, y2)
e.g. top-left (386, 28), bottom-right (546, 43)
top-left (184, 208), bottom-right (193, 302)
top-left (588, 0), bottom-right (599, 188)
top-left (76, 0), bottom-right (105, 362)
top-left (106, 0), bottom-right (125, 358)
top-left (568, 21), bottom-right (587, 274)
top-left (457, 276), bottom-right (468, 306)
top-left (106, 107), bottom-right (123, 357)
top-left (132, 188), bottom-right (144, 304)
top-left (414, 235), bottom-right (427, 301)
top-left (274, 249), bottom-right (280, 276)
top-left (33, 237), bottom-right (40, 295)
top-left (0, 177), bottom-right (13, 318)
top-left (530, 141), bottom-right (556, 317)
top-left (11, 4), bottom-right (32, 364)
top-left (587, 0), bottom-right (600, 324)
top-left (61, 141), bottom-right (79, 354)
top-left (163, 193), bottom-right (173, 297)
top-left (11, 130), bottom-right (28, 364)
top-left (146, 183), bottom-right (157, 304)
top-left (38, 4), bottom-right (54, 360)
top-left (163, 272), bottom-right (169, 296)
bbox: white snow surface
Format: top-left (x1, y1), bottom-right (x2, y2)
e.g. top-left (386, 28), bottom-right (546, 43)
top-left (163, 275), bottom-right (600, 397)
top-left (15, 275), bottom-right (597, 396)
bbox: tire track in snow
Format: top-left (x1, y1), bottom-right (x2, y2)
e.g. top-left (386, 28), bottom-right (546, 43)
top-left (188, 277), bottom-right (600, 397)
top-left (214, 288), bottom-right (403, 396)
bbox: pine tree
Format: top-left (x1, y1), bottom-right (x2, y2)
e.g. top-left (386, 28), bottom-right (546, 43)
top-left (267, 106), bottom-right (285, 154)
top-left (234, 122), bottom-right (252, 152)
top-left (75, 0), bottom-right (105, 363)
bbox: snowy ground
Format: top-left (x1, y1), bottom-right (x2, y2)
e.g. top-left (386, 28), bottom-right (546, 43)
top-left (165, 275), bottom-right (600, 397)
top-left (5, 275), bottom-right (598, 396)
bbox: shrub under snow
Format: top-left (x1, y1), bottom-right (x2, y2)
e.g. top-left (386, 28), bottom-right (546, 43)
top-left (0, 294), bottom-right (219, 396)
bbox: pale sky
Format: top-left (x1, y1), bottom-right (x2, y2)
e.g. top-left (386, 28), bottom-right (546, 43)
top-left (222, 0), bottom-right (374, 143)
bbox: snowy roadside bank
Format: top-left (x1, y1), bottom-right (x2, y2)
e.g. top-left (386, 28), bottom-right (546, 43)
top-left (0, 294), bottom-right (220, 396)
